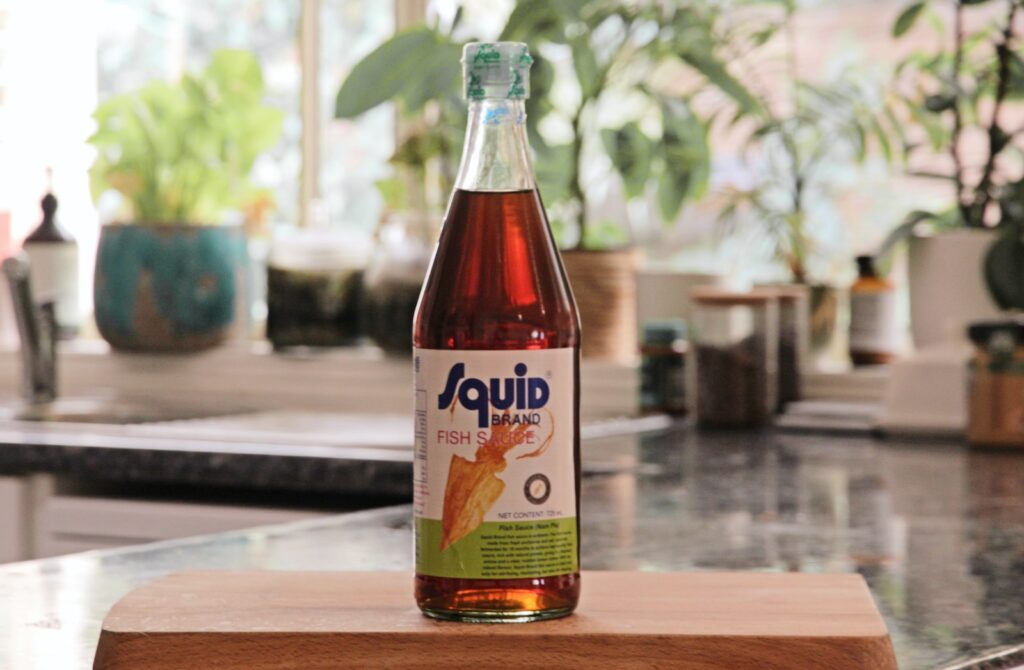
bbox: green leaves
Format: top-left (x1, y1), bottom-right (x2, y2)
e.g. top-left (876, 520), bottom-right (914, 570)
top-left (581, 219), bottom-right (630, 249)
top-left (534, 143), bottom-right (575, 206)
top-left (332, 25), bottom-right (464, 216)
top-left (598, 103), bottom-right (709, 225)
top-left (391, 131), bottom-right (447, 169)
top-left (657, 103), bottom-right (710, 223)
top-left (1006, 51), bottom-right (1024, 99)
top-left (572, 39), bottom-right (602, 100)
top-left (374, 177), bottom-right (410, 212)
top-left (88, 49), bottom-right (282, 224)
top-left (893, 2), bottom-right (926, 38)
top-left (866, 112), bottom-right (894, 163)
top-left (206, 48), bottom-right (265, 103)
top-left (525, 54), bottom-right (556, 151)
top-left (875, 210), bottom-right (938, 260)
top-left (334, 27), bottom-right (461, 119)
top-left (893, 0), bottom-right (1024, 241)
top-left (499, 0), bottom-right (587, 42)
top-left (924, 92), bottom-right (956, 112)
top-left (907, 100), bottom-right (949, 149)
top-left (677, 49), bottom-right (765, 120)
top-left (601, 124), bottom-right (652, 199)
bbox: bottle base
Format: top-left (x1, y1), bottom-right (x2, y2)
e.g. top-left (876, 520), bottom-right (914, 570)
top-left (420, 603), bottom-right (575, 624)
top-left (850, 350), bottom-right (896, 366)
top-left (415, 573), bottom-right (579, 624)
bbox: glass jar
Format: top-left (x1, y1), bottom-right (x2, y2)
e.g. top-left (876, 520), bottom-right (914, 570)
top-left (639, 319), bottom-right (688, 416)
top-left (362, 212), bottom-right (433, 356)
top-left (691, 289), bottom-right (779, 427)
top-left (771, 285), bottom-right (809, 411)
top-left (967, 319), bottom-right (1024, 447)
top-left (266, 228), bottom-right (370, 350)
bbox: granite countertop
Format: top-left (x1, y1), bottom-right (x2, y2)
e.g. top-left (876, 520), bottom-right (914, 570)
top-left (0, 420), bottom-right (414, 497)
top-left (2, 427), bottom-right (1023, 669)
top-left (0, 411), bottom-right (672, 497)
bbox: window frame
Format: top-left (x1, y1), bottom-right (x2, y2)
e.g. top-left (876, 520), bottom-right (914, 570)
top-left (298, 0), bottom-right (426, 227)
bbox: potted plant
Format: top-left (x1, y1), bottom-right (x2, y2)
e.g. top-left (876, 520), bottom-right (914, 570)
top-left (498, 2), bottom-right (727, 361)
top-left (889, 0), bottom-right (1018, 347)
top-left (985, 192), bottom-right (1024, 313)
top-left (335, 17), bottom-right (463, 356)
top-left (88, 49), bottom-right (282, 352)
top-left (964, 210), bottom-right (1024, 446)
top-left (335, 2), bottom-right (726, 361)
top-left (713, 3), bottom-right (899, 354)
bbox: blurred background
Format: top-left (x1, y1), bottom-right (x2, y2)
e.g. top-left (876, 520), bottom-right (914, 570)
top-left (0, 0), bottom-right (1020, 514)
top-left (2, 0), bottom-right (1019, 366)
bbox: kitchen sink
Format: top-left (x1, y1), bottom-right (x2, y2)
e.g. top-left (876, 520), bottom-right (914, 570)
top-left (0, 397), bottom-right (256, 425)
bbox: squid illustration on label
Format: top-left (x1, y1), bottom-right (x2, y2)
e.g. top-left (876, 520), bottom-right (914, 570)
top-left (439, 412), bottom-right (553, 551)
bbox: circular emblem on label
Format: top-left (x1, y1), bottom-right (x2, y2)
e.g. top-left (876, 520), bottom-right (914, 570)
top-left (524, 473), bottom-right (551, 505)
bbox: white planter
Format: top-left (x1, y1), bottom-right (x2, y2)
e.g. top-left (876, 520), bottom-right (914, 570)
top-left (908, 229), bottom-right (1000, 348)
top-left (562, 249), bottom-right (639, 362)
top-left (635, 270), bottom-right (725, 331)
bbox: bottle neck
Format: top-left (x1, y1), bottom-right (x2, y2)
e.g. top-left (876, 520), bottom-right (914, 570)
top-left (26, 194), bottom-right (72, 243)
top-left (454, 99), bottom-right (534, 192)
top-left (856, 256), bottom-right (876, 279)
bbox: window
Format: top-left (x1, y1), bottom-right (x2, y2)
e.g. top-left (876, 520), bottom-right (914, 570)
top-left (0, 0), bottom-right (396, 318)
top-left (319, 0), bottom-right (396, 233)
top-left (94, 0), bottom-right (396, 231)
top-left (97, 0), bottom-right (304, 225)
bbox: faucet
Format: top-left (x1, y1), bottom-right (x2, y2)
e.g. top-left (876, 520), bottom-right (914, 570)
top-left (2, 255), bottom-right (57, 404)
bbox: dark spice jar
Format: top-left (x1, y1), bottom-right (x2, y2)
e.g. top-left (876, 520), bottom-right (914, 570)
top-left (640, 320), bottom-right (688, 416)
top-left (967, 319), bottom-right (1024, 448)
top-left (266, 230), bottom-right (367, 350)
top-left (362, 214), bottom-right (432, 356)
top-left (691, 289), bottom-right (779, 428)
top-left (772, 285), bottom-right (809, 411)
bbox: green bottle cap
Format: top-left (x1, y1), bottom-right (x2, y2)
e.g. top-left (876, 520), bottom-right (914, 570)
top-left (462, 42), bottom-right (532, 100)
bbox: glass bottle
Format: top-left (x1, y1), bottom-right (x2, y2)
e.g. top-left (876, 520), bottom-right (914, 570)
top-left (639, 319), bottom-right (688, 416)
top-left (849, 255), bottom-right (898, 366)
top-left (412, 42), bottom-right (580, 622)
top-left (23, 177), bottom-right (79, 338)
top-left (772, 285), bottom-right (809, 410)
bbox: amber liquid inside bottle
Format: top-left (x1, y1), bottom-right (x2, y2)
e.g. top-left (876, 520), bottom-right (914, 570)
top-left (414, 188), bottom-right (581, 620)
top-left (849, 255), bottom-right (897, 366)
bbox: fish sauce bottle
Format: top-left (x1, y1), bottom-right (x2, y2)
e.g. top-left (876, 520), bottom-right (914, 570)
top-left (412, 42), bottom-right (581, 622)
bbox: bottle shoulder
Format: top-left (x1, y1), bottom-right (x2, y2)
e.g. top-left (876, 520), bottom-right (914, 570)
top-left (25, 220), bottom-right (75, 243)
top-left (414, 273), bottom-right (580, 350)
top-left (851, 276), bottom-right (893, 292)
top-left (414, 189), bottom-right (578, 350)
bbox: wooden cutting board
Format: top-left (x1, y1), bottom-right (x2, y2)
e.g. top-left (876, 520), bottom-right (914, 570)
top-left (93, 570), bottom-right (897, 670)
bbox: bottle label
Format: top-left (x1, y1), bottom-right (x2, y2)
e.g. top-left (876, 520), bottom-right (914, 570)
top-left (24, 241), bottom-right (79, 330)
top-left (413, 347), bottom-right (578, 580)
top-left (850, 291), bottom-right (899, 353)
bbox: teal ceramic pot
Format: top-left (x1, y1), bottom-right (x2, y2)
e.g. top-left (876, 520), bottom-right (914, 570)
top-left (94, 223), bottom-right (243, 352)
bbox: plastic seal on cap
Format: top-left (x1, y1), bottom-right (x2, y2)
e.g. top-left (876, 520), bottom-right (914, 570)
top-left (462, 42), bottom-right (532, 100)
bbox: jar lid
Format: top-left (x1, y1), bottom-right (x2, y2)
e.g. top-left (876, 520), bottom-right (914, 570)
top-left (691, 287), bottom-right (778, 306)
top-left (967, 319), bottom-right (1024, 346)
top-left (754, 284), bottom-right (808, 303)
top-left (269, 228), bottom-right (372, 272)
